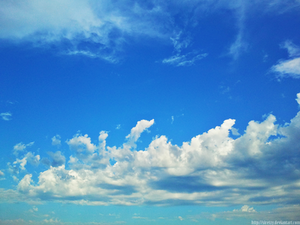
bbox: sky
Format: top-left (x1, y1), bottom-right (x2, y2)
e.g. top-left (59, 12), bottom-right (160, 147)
top-left (0, 0), bottom-right (300, 224)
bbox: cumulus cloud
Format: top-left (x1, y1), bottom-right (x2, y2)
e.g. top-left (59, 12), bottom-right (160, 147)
top-left (0, 170), bottom-right (4, 176)
top-left (0, 93), bottom-right (298, 210)
top-left (271, 41), bottom-right (300, 79)
top-left (0, 112), bottom-right (12, 121)
top-left (51, 135), bottom-right (61, 147)
top-left (67, 134), bottom-right (97, 154)
top-left (17, 174), bottom-right (33, 193)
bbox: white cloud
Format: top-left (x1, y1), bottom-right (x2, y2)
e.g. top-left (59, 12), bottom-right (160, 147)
top-left (17, 174), bottom-right (33, 193)
top-left (239, 205), bottom-right (256, 212)
top-left (13, 142), bottom-right (34, 156)
top-left (13, 152), bottom-right (40, 171)
top-left (13, 143), bottom-right (26, 155)
top-left (13, 157), bottom-right (27, 171)
top-left (271, 41), bottom-right (300, 79)
top-left (125, 119), bottom-right (154, 146)
top-left (281, 40), bottom-right (300, 58)
top-left (272, 57), bottom-right (300, 79)
top-left (229, 33), bottom-right (248, 60)
top-left (0, 170), bottom-right (4, 176)
top-left (162, 52), bottom-right (208, 67)
top-left (99, 131), bottom-right (108, 151)
top-left (51, 135), bottom-right (61, 147)
top-left (178, 216), bottom-right (184, 221)
top-left (297, 93), bottom-right (300, 105)
top-left (67, 134), bottom-right (97, 154)
top-left (0, 112), bottom-right (12, 121)
top-left (162, 30), bottom-right (208, 67)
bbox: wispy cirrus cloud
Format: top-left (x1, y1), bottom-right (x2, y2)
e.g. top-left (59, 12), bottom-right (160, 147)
top-left (1, 0), bottom-right (299, 62)
top-left (0, 0), bottom-right (172, 62)
top-left (162, 31), bottom-right (208, 66)
top-left (0, 112), bottom-right (12, 121)
top-left (162, 51), bottom-right (208, 67)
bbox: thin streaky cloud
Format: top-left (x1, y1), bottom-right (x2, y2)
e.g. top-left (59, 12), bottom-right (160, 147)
top-left (0, 112), bottom-right (12, 121)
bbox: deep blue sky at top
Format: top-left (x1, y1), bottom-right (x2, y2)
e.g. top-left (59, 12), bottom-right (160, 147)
top-left (1, 4), bottom-right (299, 149)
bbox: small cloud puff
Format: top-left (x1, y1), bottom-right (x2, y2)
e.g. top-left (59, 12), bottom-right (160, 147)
top-left (29, 206), bottom-right (38, 213)
top-left (13, 142), bottom-right (34, 156)
top-left (234, 205), bottom-right (256, 213)
top-left (51, 135), bottom-right (61, 147)
top-left (0, 112), bottom-right (12, 121)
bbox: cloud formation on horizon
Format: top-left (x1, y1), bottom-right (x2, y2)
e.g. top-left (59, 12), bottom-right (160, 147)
top-left (0, 93), bottom-right (299, 210)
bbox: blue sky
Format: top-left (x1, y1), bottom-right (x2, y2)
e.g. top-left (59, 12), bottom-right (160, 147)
top-left (1, 0), bottom-right (300, 224)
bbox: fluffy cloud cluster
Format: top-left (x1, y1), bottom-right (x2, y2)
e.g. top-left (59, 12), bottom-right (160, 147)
top-left (4, 93), bottom-right (298, 207)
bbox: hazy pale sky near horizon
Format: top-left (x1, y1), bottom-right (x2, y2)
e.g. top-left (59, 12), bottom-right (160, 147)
top-left (1, 0), bottom-right (300, 224)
